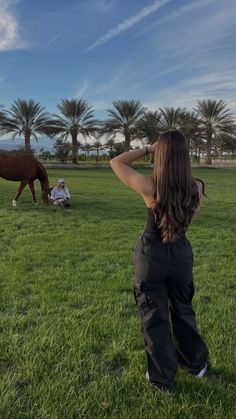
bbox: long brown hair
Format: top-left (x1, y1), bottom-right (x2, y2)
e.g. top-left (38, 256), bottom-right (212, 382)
top-left (151, 130), bottom-right (204, 242)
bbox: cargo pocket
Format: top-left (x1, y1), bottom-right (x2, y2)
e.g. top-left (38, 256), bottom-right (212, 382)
top-left (140, 235), bottom-right (153, 257)
top-left (134, 281), bottom-right (154, 315)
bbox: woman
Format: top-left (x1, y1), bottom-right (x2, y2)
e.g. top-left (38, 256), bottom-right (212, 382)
top-left (110, 130), bottom-right (209, 393)
top-left (50, 178), bottom-right (71, 207)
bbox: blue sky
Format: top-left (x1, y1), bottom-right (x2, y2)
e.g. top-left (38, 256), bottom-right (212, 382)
top-left (0, 0), bottom-right (236, 121)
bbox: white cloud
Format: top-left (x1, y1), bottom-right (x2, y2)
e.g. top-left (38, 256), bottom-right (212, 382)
top-left (74, 80), bottom-right (90, 98)
top-left (87, 0), bottom-right (114, 16)
top-left (145, 71), bottom-right (236, 114)
top-left (74, 64), bottom-right (143, 103)
top-left (94, 65), bottom-right (135, 95)
top-left (85, 0), bottom-right (172, 52)
top-left (153, 1), bottom-right (236, 59)
top-left (92, 99), bottom-right (110, 111)
top-left (0, 0), bottom-right (25, 51)
top-left (138, 0), bottom-right (236, 115)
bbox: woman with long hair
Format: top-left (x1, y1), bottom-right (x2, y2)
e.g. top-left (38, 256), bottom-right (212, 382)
top-left (110, 130), bottom-right (209, 393)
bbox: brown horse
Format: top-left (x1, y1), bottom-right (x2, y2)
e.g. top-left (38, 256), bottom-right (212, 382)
top-left (0, 153), bottom-right (51, 206)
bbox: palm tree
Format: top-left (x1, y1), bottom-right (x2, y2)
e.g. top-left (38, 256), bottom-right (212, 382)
top-left (194, 99), bottom-right (236, 165)
top-left (0, 105), bottom-right (5, 133)
top-left (158, 107), bottom-right (205, 159)
top-left (213, 133), bottom-right (236, 162)
top-left (189, 135), bottom-right (205, 164)
top-left (101, 100), bottom-right (146, 151)
top-left (137, 110), bottom-right (162, 145)
top-left (159, 106), bottom-right (187, 131)
top-left (105, 138), bottom-right (116, 152)
top-left (50, 99), bottom-right (97, 164)
top-left (104, 138), bottom-right (117, 158)
top-left (92, 139), bottom-right (104, 162)
top-left (81, 141), bottom-right (92, 159)
top-left (179, 111), bottom-right (202, 147)
top-left (1, 99), bottom-right (52, 153)
top-left (219, 134), bottom-right (236, 155)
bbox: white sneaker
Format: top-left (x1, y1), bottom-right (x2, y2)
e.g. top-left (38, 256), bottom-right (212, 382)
top-left (12, 199), bottom-right (17, 207)
top-left (195, 364), bottom-right (208, 378)
top-left (145, 371), bottom-right (150, 381)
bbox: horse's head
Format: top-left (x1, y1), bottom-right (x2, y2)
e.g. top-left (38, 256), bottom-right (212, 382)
top-left (41, 187), bottom-right (53, 205)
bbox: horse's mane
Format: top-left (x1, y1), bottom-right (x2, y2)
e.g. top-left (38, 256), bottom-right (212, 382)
top-left (37, 161), bottom-right (49, 188)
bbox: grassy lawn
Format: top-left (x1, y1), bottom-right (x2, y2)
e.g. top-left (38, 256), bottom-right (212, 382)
top-left (0, 168), bottom-right (235, 419)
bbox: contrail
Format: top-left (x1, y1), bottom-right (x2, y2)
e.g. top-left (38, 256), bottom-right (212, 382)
top-left (85, 0), bottom-right (172, 52)
top-left (46, 31), bottom-right (62, 46)
top-left (139, 0), bottom-right (218, 35)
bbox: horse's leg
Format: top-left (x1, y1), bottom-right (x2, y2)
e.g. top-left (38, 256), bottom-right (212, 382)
top-left (12, 180), bottom-right (28, 206)
top-left (28, 180), bottom-right (37, 204)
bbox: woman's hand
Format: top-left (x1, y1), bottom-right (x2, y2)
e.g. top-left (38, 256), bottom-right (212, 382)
top-left (148, 141), bottom-right (159, 153)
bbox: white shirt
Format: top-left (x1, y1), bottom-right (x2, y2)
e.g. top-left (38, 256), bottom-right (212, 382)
top-left (51, 186), bottom-right (71, 200)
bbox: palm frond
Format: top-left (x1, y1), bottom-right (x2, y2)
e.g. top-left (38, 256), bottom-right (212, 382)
top-left (137, 110), bottom-right (162, 144)
top-left (2, 99), bottom-right (52, 140)
top-left (195, 99), bottom-right (236, 134)
top-left (159, 106), bottom-right (187, 131)
top-left (101, 99), bottom-right (146, 148)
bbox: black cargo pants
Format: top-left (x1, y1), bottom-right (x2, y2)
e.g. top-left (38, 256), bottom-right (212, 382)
top-left (133, 233), bottom-right (209, 391)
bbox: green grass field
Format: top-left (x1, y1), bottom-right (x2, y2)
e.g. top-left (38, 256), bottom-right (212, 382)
top-left (0, 168), bottom-right (235, 419)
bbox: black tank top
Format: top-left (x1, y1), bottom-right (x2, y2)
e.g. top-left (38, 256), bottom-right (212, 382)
top-left (144, 207), bottom-right (186, 240)
top-left (144, 207), bottom-right (161, 234)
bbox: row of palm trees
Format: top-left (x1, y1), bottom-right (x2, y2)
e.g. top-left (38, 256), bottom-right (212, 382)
top-left (0, 98), bottom-right (235, 165)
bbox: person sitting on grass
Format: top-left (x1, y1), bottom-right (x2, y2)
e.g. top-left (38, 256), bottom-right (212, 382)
top-left (50, 178), bottom-right (71, 207)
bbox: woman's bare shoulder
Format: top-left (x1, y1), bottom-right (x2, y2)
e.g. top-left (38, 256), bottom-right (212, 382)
top-left (144, 175), bottom-right (154, 192)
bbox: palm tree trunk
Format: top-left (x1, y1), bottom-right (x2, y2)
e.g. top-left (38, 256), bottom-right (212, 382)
top-left (124, 133), bottom-right (131, 151)
top-left (71, 132), bottom-right (78, 164)
top-left (220, 145), bottom-right (222, 165)
top-left (198, 147), bottom-right (201, 164)
top-left (206, 131), bottom-right (212, 165)
top-left (24, 134), bottom-right (31, 154)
